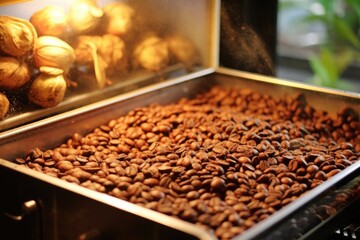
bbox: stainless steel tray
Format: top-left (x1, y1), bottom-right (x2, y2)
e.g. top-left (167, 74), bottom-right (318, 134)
top-left (0, 68), bottom-right (360, 240)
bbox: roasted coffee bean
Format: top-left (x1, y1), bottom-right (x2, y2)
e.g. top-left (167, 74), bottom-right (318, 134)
top-left (56, 161), bottom-right (73, 172)
top-left (210, 177), bottom-right (226, 192)
top-left (127, 183), bottom-right (142, 196)
top-left (326, 169), bottom-right (342, 178)
top-left (280, 177), bottom-right (293, 186)
top-left (288, 159), bottom-right (299, 172)
top-left (52, 151), bottom-right (64, 162)
top-left (191, 179), bottom-right (202, 189)
top-left (254, 192), bottom-right (267, 200)
top-left (143, 178), bottom-right (159, 187)
top-left (180, 184), bottom-right (194, 193)
top-left (169, 181), bottom-right (182, 193)
top-left (16, 86), bottom-right (360, 240)
top-left (186, 191), bottom-right (200, 200)
top-left (322, 164), bottom-right (337, 172)
top-left (210, 212), bottom-right (228, 227)
top-left (144, 166), bottom-right (161, 178)
top-left (238, 156), bottom-right (252, 164)
top-left (33, 157), bottom-right (45, 165)
top-left (244, 170), bottom-right (256, 179)
top-left (181, 208), bottom-right (198, 222)
top-left (278, 172), bottom-right (296, 180)
top-left (306, 164), bottom-right (319, 176)
top-left (28, 162), bottom-right (43, 171)
top-left (61, 175), bottom-right (80, 184)
top-left (310, 167), bottom-right (325, 178)
top-left (132, 172), bottom-right (144, 182)
top-left (242, 163), bottom-right (255, 171)
top-left (176, 156), bottom-right (192, 168)
top-left (158, 175), bottom-right (171, 188)
top-left (148, 189), bottom-right (165, 200)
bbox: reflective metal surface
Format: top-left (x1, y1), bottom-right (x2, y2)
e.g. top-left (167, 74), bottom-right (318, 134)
top-left (0, 69), bottom-right (359, 239)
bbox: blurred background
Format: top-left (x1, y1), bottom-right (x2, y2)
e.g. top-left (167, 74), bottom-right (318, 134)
top-left (276, 0), bottom-right (360, 92)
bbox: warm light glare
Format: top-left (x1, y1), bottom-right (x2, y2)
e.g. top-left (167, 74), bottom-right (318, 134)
top-left (0, 0), bottom-right (32, 7)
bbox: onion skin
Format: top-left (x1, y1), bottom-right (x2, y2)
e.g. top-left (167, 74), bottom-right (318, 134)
top-left (28, 70), bottom-right (67, 108)
top-left (133, 36), bottom-right (169, 72)
top-left (0, 16), bottom-right (37, 57)
top-left (103, 2), bottom-right (134, 36)
top-left (0, 57), bottom-right (32, 90)
top-left (0, 93), bottom-right (9, 119)
top-left (33, 36), bottom-right (75, 73)
top-left (30, 5), bottom-right (69, 37)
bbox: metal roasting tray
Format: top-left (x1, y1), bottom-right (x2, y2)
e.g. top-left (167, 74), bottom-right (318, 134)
top-left (0, 68), bottom-right (360, 240)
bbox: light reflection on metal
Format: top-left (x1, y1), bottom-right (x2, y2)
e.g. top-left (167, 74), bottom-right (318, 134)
top-left (0, 0), bottom-right (32, 6)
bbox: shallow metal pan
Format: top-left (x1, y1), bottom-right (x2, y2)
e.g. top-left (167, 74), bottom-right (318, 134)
top-left (0, 68), bottom-right (359, 239)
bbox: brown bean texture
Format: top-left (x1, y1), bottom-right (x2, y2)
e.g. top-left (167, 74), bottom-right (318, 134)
top-left (17, 86), bottom-right (360, 240)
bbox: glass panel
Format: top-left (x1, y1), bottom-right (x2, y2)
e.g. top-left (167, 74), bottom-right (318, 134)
top-left (0, 0), bottom-right (217, 131)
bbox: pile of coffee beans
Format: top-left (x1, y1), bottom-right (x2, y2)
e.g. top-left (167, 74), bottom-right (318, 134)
top-left (17, 86), bottom-right (360, 239)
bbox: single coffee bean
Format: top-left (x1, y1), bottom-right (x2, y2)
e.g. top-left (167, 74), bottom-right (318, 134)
top-left (210, 177), bottom-right (226, 192)
top-left (56, 161), bottom-right (73, 172)
top-left (143, 178), bottom-right (159, 187)
top-left (326, 169), bottom-right (342, 178)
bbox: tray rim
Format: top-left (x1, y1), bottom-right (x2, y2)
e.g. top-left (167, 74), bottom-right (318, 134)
top-left (2, 66), bottom-right (360, 140)
top-left (216, 67), bottom-right (360, 99)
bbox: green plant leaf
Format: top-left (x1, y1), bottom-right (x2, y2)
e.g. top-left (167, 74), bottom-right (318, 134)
top-left (335, 49), bottom-right (354, 74)
top-left (308, 47), bottom-right (356, 89)
top-left (319, 0), bottom-right (336, 22)
top-left (346, 0), bottom-right (360, 19)
top-left (319, 47), bottom-right (338, 83)
top-left (308, 46), bottom-right (352, 88)
top-left (333, 16), bottom-right (360, 48)
top-left (308, 54), bottom-right (333, 87)
top-left (302, 14), bottom-right (327, 24)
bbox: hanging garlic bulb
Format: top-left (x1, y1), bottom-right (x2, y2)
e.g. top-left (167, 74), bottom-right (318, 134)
top-left (0, 16), bottom-right (37, 57)
top-left (166, 34), bottom-right (200, 71)
top-left (33, 36), bottom-right (75, 74)
top-left (69, 0), bottom-right (103, 34)
top-left (103, 2), bottom-right (134, 36)
top-left (30, 5), bottom-right (69, 37)
top-left (73, 34), bottom-right (128, 76)
top-left (0, 92), bottom-right (10, 119)
top-left (28, 67), bottom-right (67, 108)
top-left (133, 36), bottom-right (169, 72)
top-left (0, 57), bottom-right (32, 90)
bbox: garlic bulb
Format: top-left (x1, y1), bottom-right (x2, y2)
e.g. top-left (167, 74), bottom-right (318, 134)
top-left (133, 36), bottom-right (169, 72)
top-left (166, 35), bottom-right (200, 70)
top-left (0, 57), bottom-right (32, 90)
top-left (103, 2), bottom-right (134, 36)
top-left (28, 67), bottom-right (67, 108)
top-left (34, 36), bottom-right (75, 73)
top-left (0, 16), bottom-right (37, 57)
top-left (73, 34), bottom-right (128, 76)
top-left (30, 5), bottom-right (68, 37)
top-left (0, 92), bottom-right (10, 119)
top-left (69, 0), bottom-right (103, 34)
top-left (38, 66), bottom-right (64, 76)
